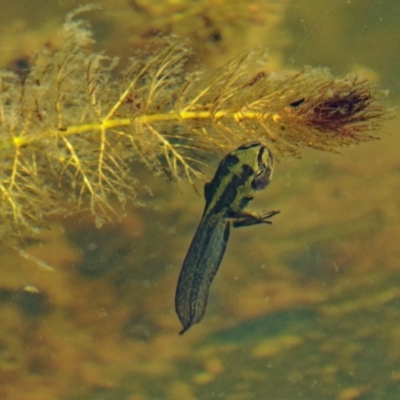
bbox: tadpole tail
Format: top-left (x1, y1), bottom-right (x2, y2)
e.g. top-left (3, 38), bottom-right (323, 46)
top-left (175, 216), bottom-right (230, 334)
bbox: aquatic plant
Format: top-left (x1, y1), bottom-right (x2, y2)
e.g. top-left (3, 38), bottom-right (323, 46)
top-left (0, 7), bottom-right (388, 241)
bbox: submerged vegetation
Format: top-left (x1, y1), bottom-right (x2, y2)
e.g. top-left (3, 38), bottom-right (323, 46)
top-left (0, 7), bottom-right (389, 240)
top-left (0, 3), bottom-right (399, 400)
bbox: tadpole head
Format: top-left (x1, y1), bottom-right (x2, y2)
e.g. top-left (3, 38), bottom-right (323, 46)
top-left (251, 146), bottom-right (274, 191)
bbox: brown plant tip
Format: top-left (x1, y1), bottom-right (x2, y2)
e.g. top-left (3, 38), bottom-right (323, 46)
top-left (288, 75), bottom-right (388, 145)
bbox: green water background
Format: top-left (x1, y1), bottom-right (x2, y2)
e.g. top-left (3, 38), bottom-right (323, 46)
top-left (0, 1), bottom-right (399, 399)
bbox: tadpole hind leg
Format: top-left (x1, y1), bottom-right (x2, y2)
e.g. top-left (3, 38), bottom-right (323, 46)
top-left (232, 210), bottom-right (280, 228)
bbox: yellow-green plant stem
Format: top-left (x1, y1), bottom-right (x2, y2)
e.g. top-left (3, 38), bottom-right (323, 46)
top-left (7, 109), bottom-right (277, 150)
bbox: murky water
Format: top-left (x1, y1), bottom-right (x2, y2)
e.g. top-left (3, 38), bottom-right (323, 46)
top-left (0, 1), bottom-right (399, 399)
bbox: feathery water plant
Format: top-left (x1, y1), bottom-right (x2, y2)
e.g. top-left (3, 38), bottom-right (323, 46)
top-left (0, 8), bottom-right (388, 240)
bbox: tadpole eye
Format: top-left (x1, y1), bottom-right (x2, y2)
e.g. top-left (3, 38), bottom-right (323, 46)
top-left (252, 165), bottom-right (270, 190)
top-left (256, 165), bottom-right (266, 177)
